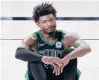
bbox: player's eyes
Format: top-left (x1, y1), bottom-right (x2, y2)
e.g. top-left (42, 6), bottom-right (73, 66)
top-left (42, 21), bottom-right (47, 23)
top-left (49, 19), bottom-right (54, 22)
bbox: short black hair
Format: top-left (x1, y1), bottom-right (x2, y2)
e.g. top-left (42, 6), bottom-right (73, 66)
top-left (32, 3), bottom-right (57, 22)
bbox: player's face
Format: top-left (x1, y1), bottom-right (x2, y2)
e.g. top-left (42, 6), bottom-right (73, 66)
top-left (37, 14), bottom-right (56, 34)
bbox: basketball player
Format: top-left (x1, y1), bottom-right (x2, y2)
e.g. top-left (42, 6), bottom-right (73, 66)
top-left (15, 3), bottom-right (91, 80)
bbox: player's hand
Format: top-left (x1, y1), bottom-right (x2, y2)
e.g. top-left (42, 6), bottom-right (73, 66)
top-left (61, 55), bottom-right (70, 68)
top-left (52, 58), bottom-right (63, 76)
top-left (41, 56), bottom-right (62, 66)
top-left (59, 56), bottom-right (70, 73)
top-left (53, 56), bottom-right (70, 76)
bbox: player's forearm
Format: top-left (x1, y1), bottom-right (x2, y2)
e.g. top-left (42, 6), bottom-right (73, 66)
top-left (15, 48), bottom-right (43, 62)
top-left (64, 44), bottom-right (91, 60)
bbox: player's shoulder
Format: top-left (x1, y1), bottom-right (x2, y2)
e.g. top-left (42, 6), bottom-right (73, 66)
top-left (22, 31), bottom-right (39, 44)
top-left (31, 31), bottom-right (39, 39)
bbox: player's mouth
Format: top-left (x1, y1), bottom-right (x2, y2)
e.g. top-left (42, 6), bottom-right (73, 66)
top-left (46, 27), bottom-right (55, 31)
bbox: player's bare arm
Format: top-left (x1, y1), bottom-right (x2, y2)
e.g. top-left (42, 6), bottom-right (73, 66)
top-left (56, 33), bottom-right (91, 73)
top-left (63, 33), bottom-right (91, 60)
top-left (53, 32), bottom-right (91, 76)
top-left (21, 36), bottom-right (37, 50)
top-left (15, 36), bottom-right (43, 62)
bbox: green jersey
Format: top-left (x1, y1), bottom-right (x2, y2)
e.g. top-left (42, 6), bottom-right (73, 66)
top-left (32, 30), bottom-right (65, 58)
top-left (31, 30), bottom-right (66, 68)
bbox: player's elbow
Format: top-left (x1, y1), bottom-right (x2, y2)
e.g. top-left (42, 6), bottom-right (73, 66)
top-left (15, 48), bottom-right (20, 59)
top-left (15, 53), bottom-right (19, 59)
top-left (84, 44), bottom-right (91, 53)
top-left (15, 48), bottom-right (24, 59)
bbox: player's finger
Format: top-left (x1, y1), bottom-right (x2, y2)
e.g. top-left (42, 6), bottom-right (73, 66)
top-left (58, 67), bottom-right (61, 75)
top-left (61, 66), bottom-right (64, 73)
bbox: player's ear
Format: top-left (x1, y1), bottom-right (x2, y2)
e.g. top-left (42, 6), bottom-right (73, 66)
top-left (36, 21), bottom-right (40, 27)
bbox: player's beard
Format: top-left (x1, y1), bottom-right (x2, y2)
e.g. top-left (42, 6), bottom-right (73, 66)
top-left (45, 24), bottom-right (56, 35)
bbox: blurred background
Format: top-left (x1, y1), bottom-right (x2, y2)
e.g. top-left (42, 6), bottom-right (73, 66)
top-left (1, 0), bottom-right (99, 80)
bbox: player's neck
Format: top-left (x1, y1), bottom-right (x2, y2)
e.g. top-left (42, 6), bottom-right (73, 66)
top-left (40, 31), bottom-right (55, 43)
